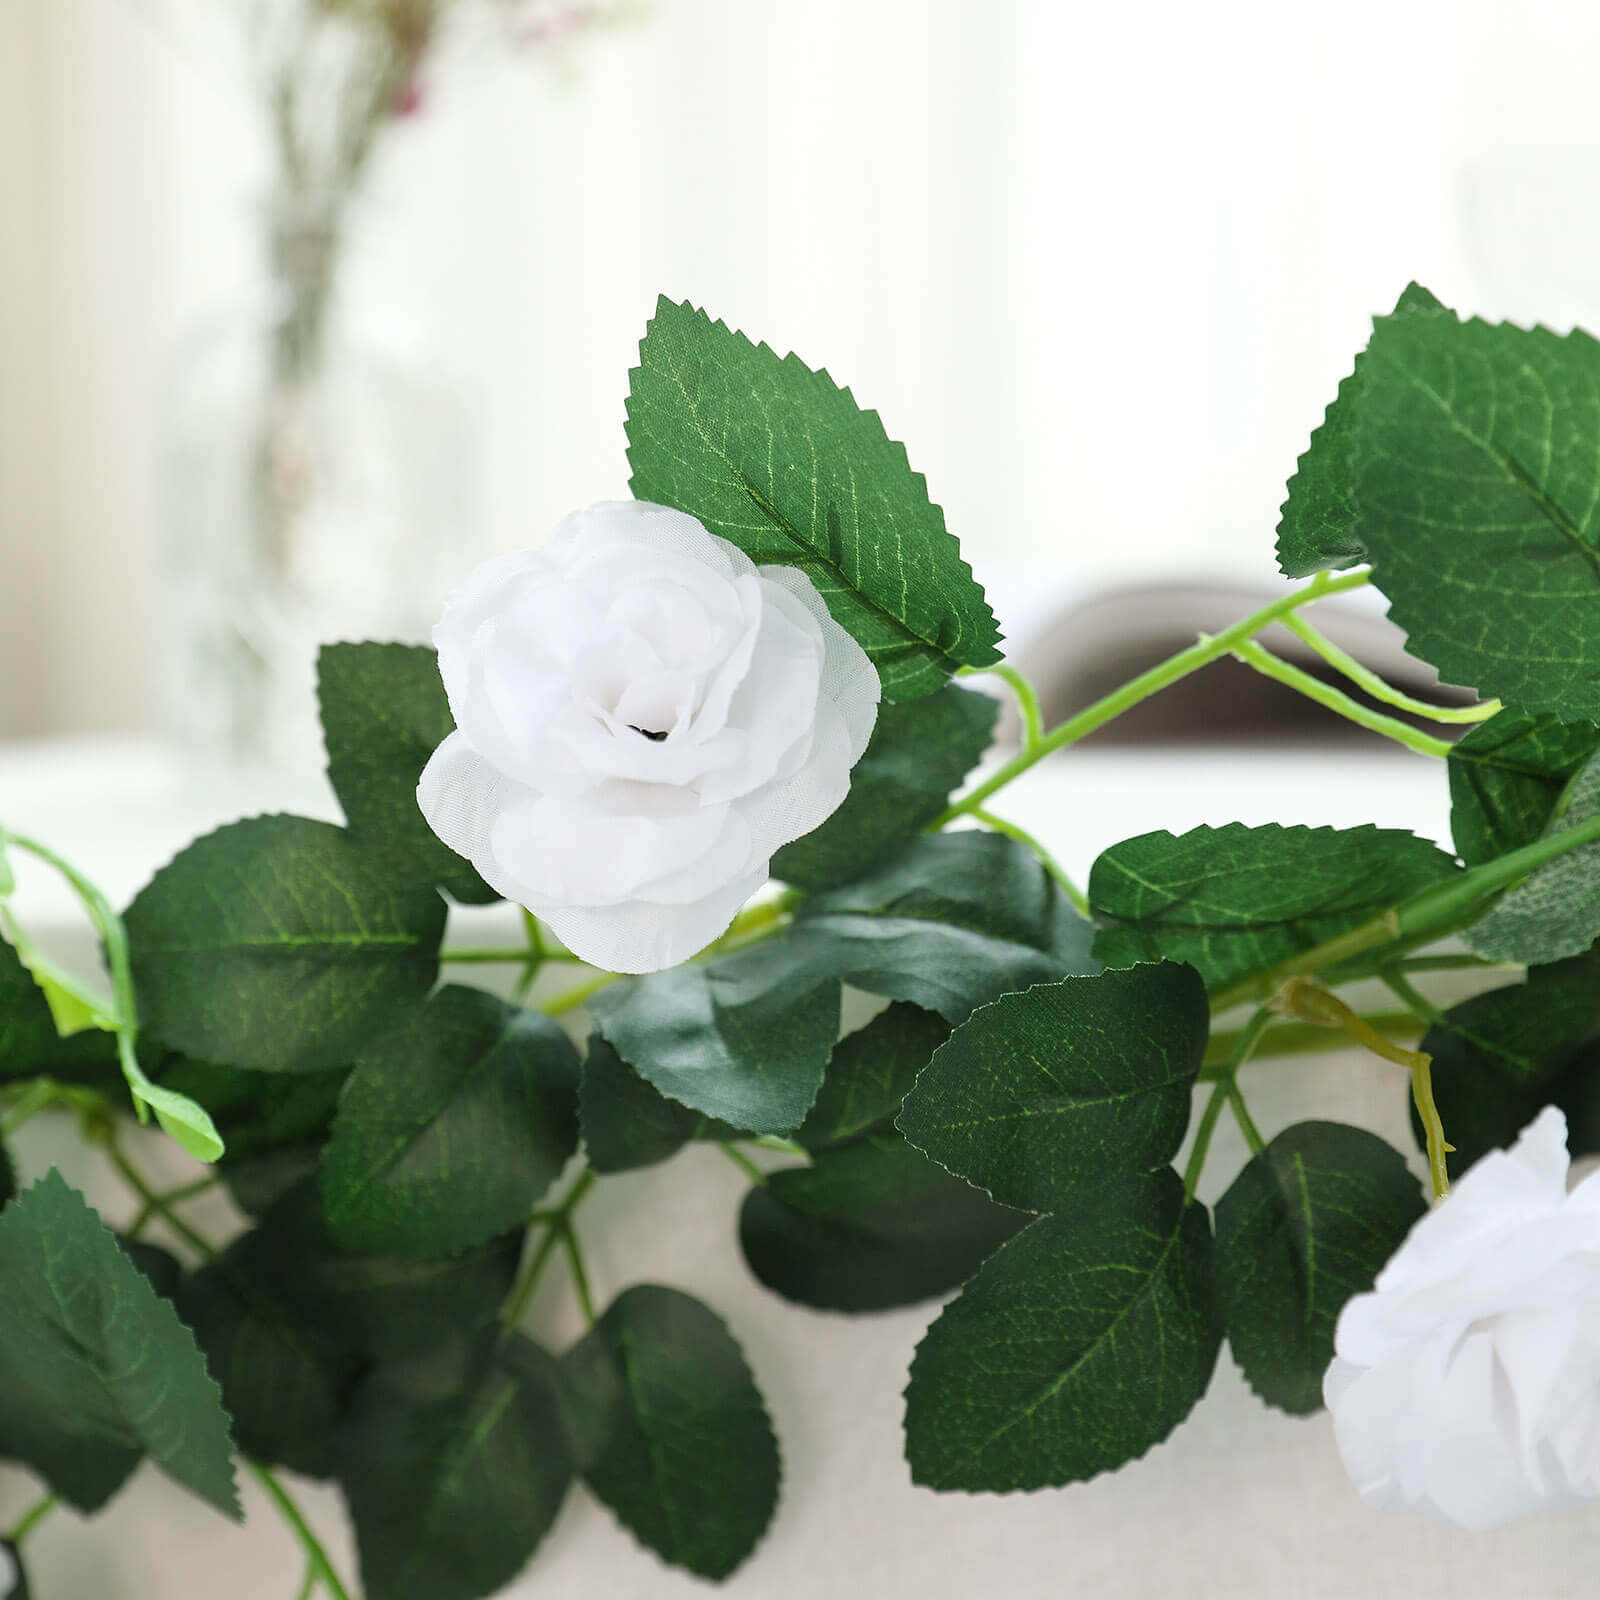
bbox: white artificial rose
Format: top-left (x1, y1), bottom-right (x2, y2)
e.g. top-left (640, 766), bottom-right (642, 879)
top-left (1324, 1106), bottom-right (1600, 1529)
top-left (418, 500), bottom-right (881, 973)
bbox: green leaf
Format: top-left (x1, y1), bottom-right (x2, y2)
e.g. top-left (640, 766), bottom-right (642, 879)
top-left (562, 1285), bottom-right (780, 1580)
top-left (321, 986), bottom-right (579, 1256)
top-left (0, 936), bottom-right (65, 1075)
top-left (0, 1142), bottom-right (12, 1207)
top-left (1354, 308), bottom-right (1600, 718)
top-left (318, 644), bottom-right (496, 905)
top-left (119, 1051), bottom-right (225, 1163)
top-left (1464, 748), bottom-right (1600, 962)
top-left (797, 1002), bottom-right (950, 1154)
top-left (126, 816), bottom-right (446, 1074)
top-left (772, 685), bottom-right (998, 889)
top-left (626, 296), bottom-right (1001, 699)
top-left (897, 963), bottom-right (1209, 1211)
top-left (793, 831), bottom-right (1098, 1022)
top-left (180, 1230), bottom-right (360, 1478)
top-left (0, 1171), bottom-right (239, 1516)
top-left (739, 1135), bottom-right (1026, 1312)
top-left (580, 1035), bottom-right (744, 1175)
top-left (339, 1336), bottom-right (573, 1600)
top-left (1089, 824), bottom-right (1460, 991)
top-left (903, 1169), bottom-right (1221, 1491)
top-left (1214, 1121), bottom-right (1425, 1415)
top-left (155, 1056), bottom-right (349, 1163)
top-left (1448, 706), bottom-right (1600, 867)
top-left (589, 936), bottom-right (843, 1134)
top-left (1276, 283), bottom-right (1446, 579)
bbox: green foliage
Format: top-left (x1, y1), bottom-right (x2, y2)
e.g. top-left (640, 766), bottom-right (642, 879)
top-left (0, 935), bottom-right (119, 1090)
top-left (318, 643), bottom-right (496, 904)
top-left (1354, 308), bottom-right (1600, 719)
top-left (579, 1035), bottom-right (744, 1175)
top-left (793, 831), bottom-right (1098, 1021)
top-left (739, 1135), bottom-right (1026, 1312)
top-left (321, 985), bottom-right (579, 1256)
top-left (561, 1285), bottom-right (780, 1580)
top-left (626, 296), bottom-right (1001, 698)
top-left (903, 1170), bottom-right (1221, 1491)
top-left (772, 684), bottom-right (998, 889)
top-left (338, 1337), bottom-right (573, 1600)
top-left (1447, 707), bottom-right (1600, 867)
top-left (897, 963), bottom-right (1208, 1211)
top-left (0, 1172), bottom-right (238, 1516)
top-left (1090, 824), bottom-right (1459, 990)
top-left (1275, 283), bottom-right (1445, 579)
top-left (796, 1003), bottom-right (950, 1153)
top-left (125, 816), bottom-right (446, 1074)
top-left (1214, 1122), bottom-right (1425, 1415)
top-left (0, 1141), bottom-right (12, 1207)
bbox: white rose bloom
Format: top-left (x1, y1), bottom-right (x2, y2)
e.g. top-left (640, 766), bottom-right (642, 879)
top-left (418, 501), bottom-right (880, 973)
top-left (1324, 1106), bottom-right (1600, 1529)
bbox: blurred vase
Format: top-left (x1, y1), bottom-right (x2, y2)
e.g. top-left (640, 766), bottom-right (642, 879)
top-left (159, 195), bottom-right (477, 770)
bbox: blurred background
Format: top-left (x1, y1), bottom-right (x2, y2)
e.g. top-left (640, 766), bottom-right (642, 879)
top-left (6, 0), bottom-right (1600, 751)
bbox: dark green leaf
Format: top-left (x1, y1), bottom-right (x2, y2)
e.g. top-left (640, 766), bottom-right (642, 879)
top-left (589, 936), bottom-right (842, 1134)
top-left (0, 1142), bottom-right (12, 1207)
top-left (739, 1135), bottom-right (1025, 1312)
top-left (794, 831), bottom-right (1098, 1022)
top-left (0, 937), bottom-right (118, 1090)
top-left (904, 1170), bottom-right (1221, 1491)
top-left (1276, 283), bottom-right (1446, 579)
top-left (579, 1035), bottom-right (744, 1175)
top-left (772, 685), bottom-right (998, 888)
top-left (339, 1335), bottom-right (573, 1600)
top-left (1354, 308), bottom-right (1600, 718)
top-left (626, 296), bottom-right (1001, 699)
top-left (126, 816), bottom-right (446, 1074)
top-left (1447, 706), bottom-right (1600, 867)
top-left (897, 963), bottom-right (1208, 1211)
top-left (562, 1285), bottom-right (779, 1580)
top-left (1090, 824), bottom-right (1459, 991)
top-left (0, 1171), bottom-right (238, 1515)
top-left (1215, 1121), bottom-right (1424, 1414)
top-left (318, 643), bottom-right (496, 904)
top-left (321, 986), bottom-right (578, 1256)
top-left (797, 1003), bottom-right (950, 1154)
top-left (1464, 749), bottom-right (1600, 963)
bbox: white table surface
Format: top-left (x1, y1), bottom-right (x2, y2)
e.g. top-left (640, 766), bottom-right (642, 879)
top-left (3, 736), bottom-right (1594, 1600)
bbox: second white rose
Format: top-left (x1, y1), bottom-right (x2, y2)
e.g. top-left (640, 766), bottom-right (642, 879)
top-left (418, 500), bottom-right (881, 973)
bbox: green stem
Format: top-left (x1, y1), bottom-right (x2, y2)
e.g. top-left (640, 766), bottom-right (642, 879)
top-left (749, 1135), bottom-right (810, 1158)
top-left (246, 1461), bottom-right (353, 1600)
top-left (501, 1168), bottom-right (597, 1331)
top-left (103, 1139), bottom-right (218, 1261)
top-left (1229, 638), bottom-right (1454, 759)
top-left (440, 947), bottom-right (583, 965)
top-left (962, 662), bottom-right (1045, 749)
top-left (965, 808), bottom-right (1091, 918)
top-left (128, 1174), bottom-right (221, 1239)
top-left (1226, 1081), bottom-right (1268, 1157)
top-left (294, 1561), bottom-right (318, 1600)
top-left (1282, 612), bottom-right (1501, 725)
top-left (1203, 1009), bottom-right (1423, 1071)
top-left (1183, 1008), bottom-right (1273, 1200)
top-left (0, 1079), bottom-right (60, 1136)
top-left (1380, 970), bottom-right (1455, 1203)
top-left (937, 569), bottom-right (1373, 823)
top-left (719, 1144), bottom-right (768, 1186)
top-left (6, 1490), bottom-right (57, 1546)
top-left (561, 1221), bottom-right (597, 1328)
top-left (540, 971), bottom-right (622, 1017)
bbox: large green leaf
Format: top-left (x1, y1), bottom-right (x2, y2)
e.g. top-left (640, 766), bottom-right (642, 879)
top-left (0, 1171), bottom-right (238, 1516)
top-left (125, 816), bottom-right (446, 1074)
top-left (772, 685), bottom-right (998, 888)
top-left (903, 1169), bottom-right (1221, 1491)
top-left (1214, 1122), bottom-right (1424, 1415)
top-left (321, 986), bottom-right (579, 1256)
top-left (1354, 308), bottom-right (1600, 718)
top-left (588, 936), bottom-right (842, 1134)
top-left (739, 1134), bottom-right (1025, 1312)
top-left (1089, 824), bottom-right (1459, 991)
top-left (797, 1003), bottom-right (950, 1154)
top-left (1464, 749), bottom-right (1600, 963)
top-left (339, 1336), bottom-right (573, 1600)
top-left (1447, 706), bottom-right (1600, 867)
top-left (897, 963), bottom-right (1208, 1211)
top-left (793, 831), bottom-right (1098, 1022)
top-left (579, 1035), bottom-right (744, 1175)
top-left (1275, 282), bottom-right (1446, 579)
top-left (626, 296), bottom-right (1001, 699)
top-left (561, 1285), bottom-right (780, 1581)
top-left (318, 643), bottom-right (495, 904)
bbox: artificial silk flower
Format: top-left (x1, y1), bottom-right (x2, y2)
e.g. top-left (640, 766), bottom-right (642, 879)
top-left (1324, 1107), bottom-right (1600, 1530)
top-left (418, 500), bottom-right (880, 972)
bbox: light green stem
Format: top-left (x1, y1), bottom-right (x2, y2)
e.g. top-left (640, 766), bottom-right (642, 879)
top-left (1, 1079), bottom-right (60, 1136)
top-left (6, 1490), bottom-right (58, 1546)
top-left (965, 807), bottom-right (1091, 917)
top-left (440, 947), bottom-right (584, 965)
top-left (246, 1461), bottom-right (353, 1600)
top-left (294, 1561), bottom-right (318, 1600)
top-left (561, 1220), bottom-right (597, 1328)
top-left (1282, 612), bottom-right (1501, 725)
top-left (501, 1168), bottom-right (597, 1331)
top-left (1183, 1008), bottom-right (1273, 1200)
top-left (937, 569), bottom-right (1372, 823)
top-left (1226, 1081), bottom-right (1267, 1157)
top-left (719, 1144), bottom-right (768, 1186)
top-left (962, 662), bottom-right (1045, 748)
top-left (1229, 638), bottom-right (1454, 759)
top-left (1380, 971), bottom-right (1456, 1202)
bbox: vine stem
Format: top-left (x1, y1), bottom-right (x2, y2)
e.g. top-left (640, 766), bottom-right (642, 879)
top-left (5, 1490), bottom-right (57, 1546)
top-left (718, 1144), bottom-right (768, 1186)
top-left (961, 662), bottom-right (1045, 749)
top-left (936, 568), bottom-right (1372, 823)
top-left (1183, 1008), bottom-right (1273, 1201)
top-left (245, 1462), bottom-right (353, 1600)
top-left (501, 1168), bottom-right (597, 1331)
top-left (1380, 971), bottom-right (1457, 1203)
top-left (964, 808), bottom-right (1090, 917)
top-left (102, 1137), bottom-right (218, 1261)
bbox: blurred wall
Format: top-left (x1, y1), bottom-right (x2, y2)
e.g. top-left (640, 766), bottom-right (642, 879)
top-left (8, 0), bottom-right (1600, 737)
